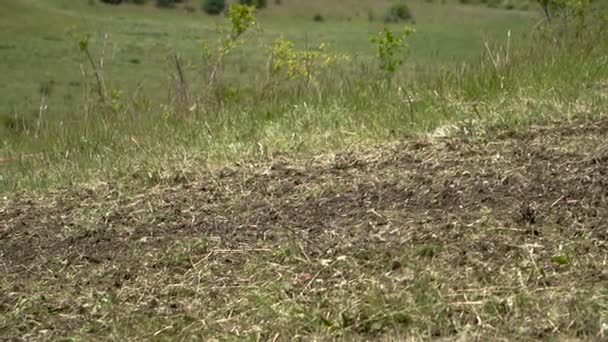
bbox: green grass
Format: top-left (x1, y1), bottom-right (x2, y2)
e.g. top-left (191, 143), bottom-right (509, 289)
top-left (2, 1), bottom-right (608, 340)
top-left (0, 0), bottom-right (606, 194)
top-left (0, 0), bottom-right (534, 116)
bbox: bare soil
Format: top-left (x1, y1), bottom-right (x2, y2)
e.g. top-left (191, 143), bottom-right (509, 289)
top-left (1, 119), bottom-right (608, 340)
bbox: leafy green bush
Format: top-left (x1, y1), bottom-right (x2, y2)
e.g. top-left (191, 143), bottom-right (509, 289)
top-left (202, 0), bottom-right (226, 14)
top-left (384, 1), bottom-right (414, 23)
top-left (370, 26), bottom-right (415, 74)
top-left (268, 39), bottom-right (348, 85)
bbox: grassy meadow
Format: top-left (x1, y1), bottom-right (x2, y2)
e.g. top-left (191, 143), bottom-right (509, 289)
top-left (0, 0), bottom-right (549, 191)
top-left (2, 0), bottom-right (608, 340)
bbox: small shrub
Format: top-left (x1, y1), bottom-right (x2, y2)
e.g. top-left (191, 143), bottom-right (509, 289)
top-left (313, 13), bottom-right (324, 22)
top-left (228, 4), bottom-right (257, 38)
top-left (101, 0), bottom-right (123, 4)
top-left (384, 1), bottom-right (414, 23)
top-left (202, 0), bottom-right (226, 15)
top-left (269, 39), bottom-right (348, 85)
top-left (370, 26), bottom-right (415, 74)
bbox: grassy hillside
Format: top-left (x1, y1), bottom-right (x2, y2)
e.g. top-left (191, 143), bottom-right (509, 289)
top-left (1, 0), bottom-right (608, 340)
top-left (1, 0), bottom-right (534, 116)
top-left (0, 0), bottom-right (564, 192)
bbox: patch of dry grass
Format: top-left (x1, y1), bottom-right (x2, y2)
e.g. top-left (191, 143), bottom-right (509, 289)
top-left (2, 117), bottom-right (608, 340)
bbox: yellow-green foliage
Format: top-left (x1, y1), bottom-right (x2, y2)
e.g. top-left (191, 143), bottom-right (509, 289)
top-left (370, 26), bottom-right (415, 74)
top-left (269, 39), bottom-right (348, 83)
top-left (228, 4), bottom-right (257, 39)
top-left (213, 4), bottom-right (258, 57)
top-left (200, 4), bottom-right (258, 83)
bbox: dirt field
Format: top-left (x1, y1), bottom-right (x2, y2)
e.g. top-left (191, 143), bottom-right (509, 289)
top-left (2, 118), bottom-right (608, 340)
